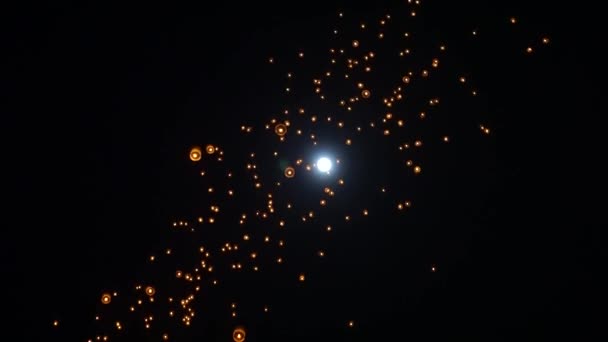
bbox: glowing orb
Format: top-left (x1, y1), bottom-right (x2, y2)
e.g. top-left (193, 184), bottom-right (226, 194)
top-left (145, 286), bottom-right (155, 296)
top-left (189, 147), bottom-right (202, 161)
top-left (101, 293), bottom-right (112, 304)
top-left (284, 166), bottom-right (295, 178)
top-left (274, 123), bottom-right (287, 136)
top-left (205, 144), bottom-right (215, 154)
top-left (316, 157), bottom-right (332, 173)
top-left (361, 89), bottom-right (371, 98)
top-left (233, 326), bottom-right (246, 342)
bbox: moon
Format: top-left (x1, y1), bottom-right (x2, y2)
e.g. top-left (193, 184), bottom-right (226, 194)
top-left (316, 157), bottom-right (332, 173)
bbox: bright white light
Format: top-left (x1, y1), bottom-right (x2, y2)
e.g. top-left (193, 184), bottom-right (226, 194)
top-left (317, 157), bottom-right (332, 173)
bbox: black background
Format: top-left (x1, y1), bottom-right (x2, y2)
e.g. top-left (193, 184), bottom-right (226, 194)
top-left (4, 0), bottom-right (606, 340)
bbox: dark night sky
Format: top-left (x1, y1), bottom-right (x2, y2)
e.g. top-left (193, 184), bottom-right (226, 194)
top-left (4, 0), bottom-right (606, 341)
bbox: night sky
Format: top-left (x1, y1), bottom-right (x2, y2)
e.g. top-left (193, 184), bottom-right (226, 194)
top-left (5, 0), bottom-right (606, 341)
